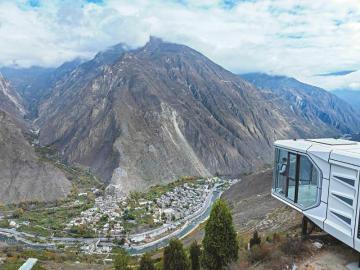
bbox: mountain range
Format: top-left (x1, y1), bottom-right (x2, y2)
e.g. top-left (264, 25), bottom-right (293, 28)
top-left (332, 89), bottom-right (360, 112)
top-left (1, 37), bottom-right (360, 201)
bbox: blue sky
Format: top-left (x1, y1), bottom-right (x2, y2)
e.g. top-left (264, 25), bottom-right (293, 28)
top-left (0, 0), bottom-right (359, 90)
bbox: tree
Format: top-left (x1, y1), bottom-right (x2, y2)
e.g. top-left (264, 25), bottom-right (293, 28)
top-left (249, 231), bottom-right (261, 248)
top-left (201, 199), bottom-right (239, 270)
top-left (139, 253), bottom-right (155, 270)
top-left (114, 248), bottom-right (131, 270)
top-left (163, 238), bottom-right (189, 270)
top-left (189, 241), bottom-right (201, 270)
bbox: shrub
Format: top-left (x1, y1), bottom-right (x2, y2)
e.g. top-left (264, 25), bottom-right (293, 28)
top-left (280, 237), bottom-right (308, 256)
top-left (249, 231), bottom-right (261, 248)
top-left (248, 244), bottom-right (271, 263)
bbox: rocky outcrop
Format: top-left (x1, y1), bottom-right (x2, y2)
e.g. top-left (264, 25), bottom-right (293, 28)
top-left (0, 110), bottom-right (71, 204)
top-left (0, 73), bottom-right (26, 126)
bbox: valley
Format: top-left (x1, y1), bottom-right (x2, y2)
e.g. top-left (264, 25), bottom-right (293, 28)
top-left (0, 37), bottom-right (359, 269)
top-left (0, 171), bottom-right (237, 256)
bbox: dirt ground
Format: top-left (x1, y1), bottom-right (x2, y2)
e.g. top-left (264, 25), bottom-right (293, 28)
top-left (41, 261), bottom-right (111, 270)
top-left (297, 242), bottom-right (358, 270)
top-left (222, 169), bottom-right (301, 234)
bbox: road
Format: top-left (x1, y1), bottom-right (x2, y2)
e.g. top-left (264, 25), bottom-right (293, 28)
top-left (0, 187), bottom-right (225, 255)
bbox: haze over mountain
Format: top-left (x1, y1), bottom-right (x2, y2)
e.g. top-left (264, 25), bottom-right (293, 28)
top-left (332, 89), bottom-right (360, 112)
top-left (10, 38), bottom-right (355, 193)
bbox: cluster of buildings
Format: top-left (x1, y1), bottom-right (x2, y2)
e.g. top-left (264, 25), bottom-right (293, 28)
top-left (69, 177), bottom-right (239, 254)
top-left (66, 189), bottom-right (126, 237)
top-left (155, 183), bottom-right (211, 222)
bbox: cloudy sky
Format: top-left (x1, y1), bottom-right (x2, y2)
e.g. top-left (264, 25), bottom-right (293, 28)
top-left (0, 0), bottom-right (359, 90)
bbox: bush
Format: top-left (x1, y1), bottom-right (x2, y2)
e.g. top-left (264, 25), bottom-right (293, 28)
top-left (0, 218), bottom-right (10, 228)
top-left (249, 231), bottom-right (261, 248)
top-left (248, 244), bottom-right (271, 263)
top-left (272, 232), bottom-right (281, 243)
top-left (280, 237), bottom-right (308, 256)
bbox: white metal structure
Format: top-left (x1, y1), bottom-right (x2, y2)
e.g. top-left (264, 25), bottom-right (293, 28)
top-left (272, 138), bottom-right (360, 251)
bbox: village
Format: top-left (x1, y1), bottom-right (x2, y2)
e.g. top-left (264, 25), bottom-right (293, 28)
top-left (0, 176), bottom-right (239, 256)
top-left (68, 177), bottom-right (239, 254)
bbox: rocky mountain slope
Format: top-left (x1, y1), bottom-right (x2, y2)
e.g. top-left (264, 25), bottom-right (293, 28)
top-left (332, 89), bottom-right (360, 112)
top-left (0, 73), bottom-right (26, 125)
top-left (241, 73), bottom-right (360, 135)
top-left (0, 75), bottom-right (71, 204)
top-left (0, 44), bottom-right (129, 119)
top-left (34, 38), bottom-right (360, 193)
top-left (0, 110), bottom-right (71, 204)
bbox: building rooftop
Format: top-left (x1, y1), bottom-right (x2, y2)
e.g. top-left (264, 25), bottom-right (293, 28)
top-left (275, 138), bottom-right (360, 166)
top-left (19, 258), bottom-right (38, 270)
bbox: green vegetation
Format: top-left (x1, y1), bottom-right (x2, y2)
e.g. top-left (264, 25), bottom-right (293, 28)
top-left (0, 145), bottom-right (104, 238)
top-left (35, 145), bottom-right (103, 192)
top-left (114, 248), bottom-right (131, 270)
top-left (0, 218), bottom-right (10, 228)
top-left (139, 253), bottom-right (155, 270)
top-left (249, 230), bottom-right (261, 248)
top-left (163, 238), bottom-right (189, 270)
top-left (201, 199), bottom-right (239, 270)
top-left (189, 241), bottom-right (201, 270)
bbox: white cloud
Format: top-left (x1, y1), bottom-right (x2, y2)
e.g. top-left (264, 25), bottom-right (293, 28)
top-left (0, 0), bottom-right (359, 90)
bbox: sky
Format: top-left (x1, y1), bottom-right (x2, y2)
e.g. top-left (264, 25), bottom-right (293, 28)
top-left (0, 0), bottom-right (359, 91)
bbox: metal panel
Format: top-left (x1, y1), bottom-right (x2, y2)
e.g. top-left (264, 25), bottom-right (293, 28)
top-left (324, 163), bottom-right (359, 248)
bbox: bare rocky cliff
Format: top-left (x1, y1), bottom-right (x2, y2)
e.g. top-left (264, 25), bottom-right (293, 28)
top-left (35, 38), bottom-right (358, 193)
top-left (0, 110), bottom-right (71, 204)
top-left (0, 75), bottom-right (72, 204)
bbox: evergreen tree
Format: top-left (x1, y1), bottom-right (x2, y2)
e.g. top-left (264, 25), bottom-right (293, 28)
top-left (190, 241), bottom-right (201, 270)
top-left (163, 238), bottom-right (189, 270)
top-left (201, 199), bottom-right (239, 270)
top-left (249, 230), bottom-right (261, 248)
top-left (114, 248), bottom-right (131, 270)
top-left (139, 253), bottom-right (155, 270)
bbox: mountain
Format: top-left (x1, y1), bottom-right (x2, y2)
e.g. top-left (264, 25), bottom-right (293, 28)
top-left (332, 89), bottom-right (360, 111)
top-left (0, 72), bottom-right (26, 124)
top-left (0, 111), bottom-right (71, 204)
top-left (241, 73), bottom-right (360, 134)
top-left (34, 38), bottom-right (360, 193)
top-left (0, 73), bottom-right (71, 204)
top-left (0, 43), bottom-right (129, 119)
top-left (0, 61), bottom-right (80, 118)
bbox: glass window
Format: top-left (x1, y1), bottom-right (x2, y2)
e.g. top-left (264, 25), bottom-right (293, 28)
top-left (297, 155), bottom-right (319, 208)
top-left (274, 148), bottom-right (288, 195)
top-left (287, 153), bottom-right (297, 202)
top-left (272, 148), bottom-right (320, 209)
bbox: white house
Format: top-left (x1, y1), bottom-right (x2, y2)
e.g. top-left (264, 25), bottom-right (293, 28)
top-left (272, 138), bottom-right (360, 252)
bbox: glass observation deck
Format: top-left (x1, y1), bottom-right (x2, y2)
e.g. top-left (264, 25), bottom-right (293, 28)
top-left (272, 148), bottom-right (320, 209)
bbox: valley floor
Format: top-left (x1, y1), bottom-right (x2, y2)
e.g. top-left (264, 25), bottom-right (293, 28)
top-left (0, 169), bottom-right (358, 269)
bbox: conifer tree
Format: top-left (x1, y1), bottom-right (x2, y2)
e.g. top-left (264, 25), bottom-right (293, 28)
top-left (163, 238), bottom-right (189, 270)
top-left (201, 199), bottom-right (239, 270)
top-left (139, 253), bottom-right (155, 270)
top-left (114, 248), bottom-right (131, 270)
top-left (190, 241), bottom-right (201, 270)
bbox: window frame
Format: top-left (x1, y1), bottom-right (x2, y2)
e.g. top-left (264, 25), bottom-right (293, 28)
top-left (272, 147), bottom-right (322, 211)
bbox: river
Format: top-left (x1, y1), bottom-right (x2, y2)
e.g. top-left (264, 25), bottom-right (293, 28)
top-left (0, 188), bottom-right (224, 255)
